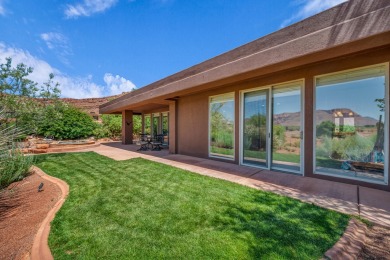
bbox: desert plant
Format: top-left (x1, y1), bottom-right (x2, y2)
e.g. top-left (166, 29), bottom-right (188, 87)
top-left (0, 112), bottom-right (33, 189)
top-left (316, 134), bottom-right (375, 162)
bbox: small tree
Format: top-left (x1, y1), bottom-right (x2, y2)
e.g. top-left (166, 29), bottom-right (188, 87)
top-left (0, 57), bottom-right (61, 134)
top-left (317, 121), bottom-right (335, 137)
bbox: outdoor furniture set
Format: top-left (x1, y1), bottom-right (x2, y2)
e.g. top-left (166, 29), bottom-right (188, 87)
top-left (137, 134), bottom-right (166, 151)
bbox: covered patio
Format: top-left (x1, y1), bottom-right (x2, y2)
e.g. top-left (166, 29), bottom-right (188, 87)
top-left (118, 102), bottom-right (172, 152)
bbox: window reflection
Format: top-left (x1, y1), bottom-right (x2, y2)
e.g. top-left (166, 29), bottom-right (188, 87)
top-left (315, 65), bottom-right (386, 183)
top-left (272, 85), bottom-right (301, 172)
top-left (209, 93), bottom-right (235, 159)
top-left (243, 90), bottom-right (268, 166)
top-left (144, 115), bottom-right (151, 135)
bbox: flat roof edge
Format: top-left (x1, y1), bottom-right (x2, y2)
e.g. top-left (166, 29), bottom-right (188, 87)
top-left (100, 0), bottom-right (390, 113)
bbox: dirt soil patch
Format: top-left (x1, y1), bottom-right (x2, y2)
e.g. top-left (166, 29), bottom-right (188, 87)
top-left (358, 224), bottom-right (390, 259)
top-left (0, 172), bottom-right (61, 260)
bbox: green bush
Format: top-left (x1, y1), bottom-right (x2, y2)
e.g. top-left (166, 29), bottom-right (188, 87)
top-left (273, 125), bottom-right (285, 151)
top-left (316, 134), bottom-right (375, 161)
top-left (37, 102), bottom-right (97, 140)
top-left (0, 120), bottom-right (33, 189)
top-left (94, 114), bottom-right (142, 139)
top-left (99, 114), bottom-right (122, 139)
top-left (317, 121), bottom-right (335, 137)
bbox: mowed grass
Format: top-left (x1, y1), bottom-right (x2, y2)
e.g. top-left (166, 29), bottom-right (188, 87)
top-left (35, 152), bottom-right (349, 259)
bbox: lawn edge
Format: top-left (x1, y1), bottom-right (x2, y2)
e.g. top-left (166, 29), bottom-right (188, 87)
top-left (30, 166), bottom-right (70, 260)
top-left (324, 218), bottom-right (367, 260)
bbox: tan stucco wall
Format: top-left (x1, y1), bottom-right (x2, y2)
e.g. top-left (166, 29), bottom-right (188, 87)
top-left (175, 46), bottom-right (390, 190)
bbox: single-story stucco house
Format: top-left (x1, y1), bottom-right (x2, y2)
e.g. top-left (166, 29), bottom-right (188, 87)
top-left (100, 0), bottom-right (390, 191)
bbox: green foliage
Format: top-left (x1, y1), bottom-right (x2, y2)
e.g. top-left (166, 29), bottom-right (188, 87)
top-left (244, 114), bottom-right (267, 150)
top-left (0, 57), bottom-right (61, 134)
top-left (100, 114), bottom-right (122, 139)
top-left (272, 125), bottom-right (285, 151)
top-left (210, 103), bottom-right (234, 151)
top-left (39, 73), bottom-right (61, 101)
top-left (316, 120), bottom-right (335, 137)
top-left (37, 103), bottom-right (96, 140)
top-left (93, 114), bottom-right (142, 139)
top-left (0, 112), bottom-right (33, 189)
top-left (339, 125), bottom-right (356, 133)
top-left (144, 115), bottom-right (151, 134)
top-left (316, 134), bottom-right (375, 161)
top-left (0, 57), bottom-right (38, 98)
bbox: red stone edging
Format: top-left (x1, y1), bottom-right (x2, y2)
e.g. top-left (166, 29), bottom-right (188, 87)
top-left (324, 218), bottom-right (367, 260)
top-left (30, 166), bottom-right (70, 260)
top-left (47, 142), bottom-right (100, 153)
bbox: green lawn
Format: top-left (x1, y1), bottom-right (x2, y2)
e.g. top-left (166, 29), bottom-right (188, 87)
top-left (35, 152), bottom-right (349, 259)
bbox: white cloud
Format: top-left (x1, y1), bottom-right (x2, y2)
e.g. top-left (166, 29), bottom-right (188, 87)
top-left (0, 42), bottom-right (135, 98)
top-left (65, 0), bottom-right (118, 18)
top-left (0, 0), bottom-right (7, 16)
top-left (104, 73), bottom-right (136, 95)
top-left (281, 0), bottom-right (347, 28)
top-left (40, 32), bottom-right (73, 65)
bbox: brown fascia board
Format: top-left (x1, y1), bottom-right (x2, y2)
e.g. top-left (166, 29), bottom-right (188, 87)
top-left (100, 0), bottom-right (390, 114)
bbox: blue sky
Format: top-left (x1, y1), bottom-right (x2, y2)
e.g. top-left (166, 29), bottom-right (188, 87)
top-left (0, 0), bottom-right (346, 98)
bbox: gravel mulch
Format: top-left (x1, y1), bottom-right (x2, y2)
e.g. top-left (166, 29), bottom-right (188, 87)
top-left (358, 224), bottom-right (390, 260)
top-left (0, 173), bottom-right (61, 259)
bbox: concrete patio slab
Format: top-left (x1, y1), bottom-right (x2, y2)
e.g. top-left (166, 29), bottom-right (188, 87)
top-left (88, 142), bottom-right (390, 227)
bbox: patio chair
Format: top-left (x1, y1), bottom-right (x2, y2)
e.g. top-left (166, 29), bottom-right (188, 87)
top-left (137, 134), bottom-right (149, 151)
top-left (151, 134), bottom-right (164, 151)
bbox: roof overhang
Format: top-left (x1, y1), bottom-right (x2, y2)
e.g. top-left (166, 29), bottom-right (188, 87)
top-left (100, 0), bottom-right (390, 114)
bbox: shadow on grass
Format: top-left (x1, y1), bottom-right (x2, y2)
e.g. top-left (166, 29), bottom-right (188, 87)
top-left (212, 191), bottom-right (349, 259)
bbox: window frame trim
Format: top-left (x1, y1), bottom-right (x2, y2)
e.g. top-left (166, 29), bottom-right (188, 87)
top-left (312, 62), bottom-right (389, 185)
top-left (208, 92), bottom-right (236, 161)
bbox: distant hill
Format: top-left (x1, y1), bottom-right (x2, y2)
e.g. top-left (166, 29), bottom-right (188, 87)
top-left (274, 108), bottom-right (379, 127)
top-left (60, 92), bottom-right (127, 121)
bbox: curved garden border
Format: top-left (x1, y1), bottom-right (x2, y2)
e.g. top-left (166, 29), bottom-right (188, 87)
top-left (324, 218), bottom-right (367, 259)
top-left (30, 166), bottom-right (69, 260)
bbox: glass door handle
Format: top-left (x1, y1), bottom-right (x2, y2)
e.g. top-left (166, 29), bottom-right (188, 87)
top-left (300, 131), bottom-right (303, 140)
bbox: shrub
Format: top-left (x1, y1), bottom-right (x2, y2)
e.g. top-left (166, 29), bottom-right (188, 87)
top-left (0, 116), bottom-right (33, 189)
top-left (316, 134), bottom-right (375, 161)
top-left (37, 102), bottom-right (97, 140)
top-left (99, 114), bottom-right (122, 139)
top-left (317, 121), bottom-right (335, 137)
top-left (273, 125), bottom-right (285, 151)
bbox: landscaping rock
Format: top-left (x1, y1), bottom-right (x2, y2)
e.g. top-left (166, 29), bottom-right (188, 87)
top-left (36, 144), bottom-right (50, 149)
top-left (30, 148), bottom-right (48, 154)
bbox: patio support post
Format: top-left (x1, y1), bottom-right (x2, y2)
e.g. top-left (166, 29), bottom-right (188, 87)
top-left (304, 77), bottom-right (314, 177)
top-left (122, 110), bottom-right (133, 144)
top-left (141, 113), bottom-right (145, 133)
top-left (169, 101), bottom-right (178, 154)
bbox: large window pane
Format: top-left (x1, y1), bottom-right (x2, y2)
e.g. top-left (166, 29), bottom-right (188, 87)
top-left (272, 84), bottom-right (301, 173)
top-left (315, 65), bottom-right (387, 183)
top-left (153, 113), bottom-right (160, 136)
top-left (209, 93), bottom-right (235, 159)
top-left (162, 112), bottom-right (169, 144)
top-left (243, 90), bottom-right (268, 167)
top-left (144, 115), bottom-right (151, 135)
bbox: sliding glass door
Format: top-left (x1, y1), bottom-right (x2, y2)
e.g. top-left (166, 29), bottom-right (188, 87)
top-left (241, 81), bottom-right (303, 174)
top-left (271, 83), bottom-right (302, 173)
top-left (242, 90), bottom-right (269, 167)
